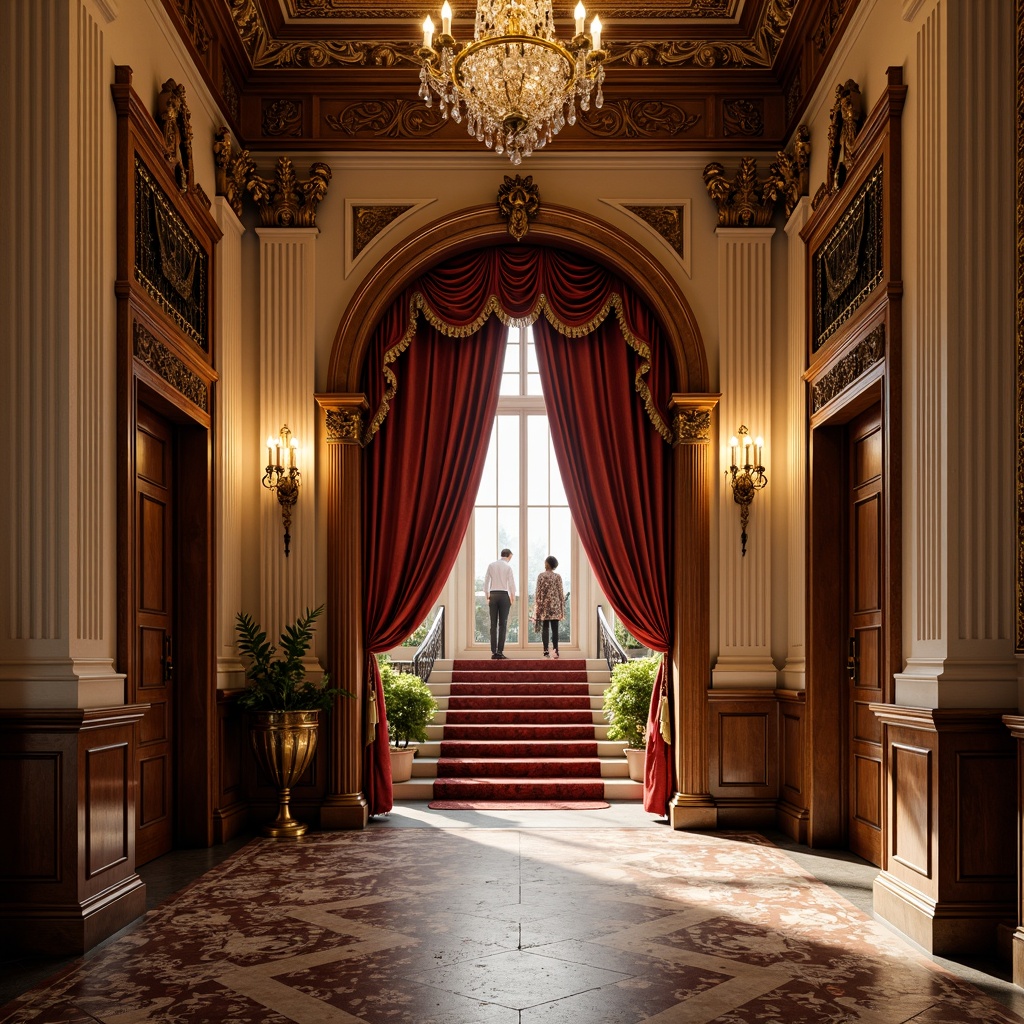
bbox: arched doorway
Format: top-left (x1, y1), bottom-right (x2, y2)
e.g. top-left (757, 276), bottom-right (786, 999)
top-left (317, 205), bottom-right (718, 831)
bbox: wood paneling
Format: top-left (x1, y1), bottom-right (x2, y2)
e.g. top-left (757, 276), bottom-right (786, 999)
top-left (0, 708), bottom-right (147, 954)
top-left (708, 691), bottom-right (778, 828)
top-left (777, 690), bottom-right (808, 843)
top-left (891, 742), bottom-right (930, 876)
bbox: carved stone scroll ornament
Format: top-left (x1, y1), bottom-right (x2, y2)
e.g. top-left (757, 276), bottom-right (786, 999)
top-left (246, 157), bottom-right (332, 228)
top-left (765, 123), bottom-right (811, 219)
top-left (703, 157), bottom-right (777, 227)
top-left (213, 127), bottom-right (255, 218)
top-left (326, 409), bottom-right (364, 444)
top-left (497, 175), bottom-right (540, 242)
top-left (156, 79), bottom-right (194, 193)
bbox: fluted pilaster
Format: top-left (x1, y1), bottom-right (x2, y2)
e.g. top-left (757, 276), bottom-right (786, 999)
top-left (214, 198), bottom-right (246, 688)
top-left (318, 395), bottom-right (368, 829)
top-left (897, 0), bottom-right (1017, 708)
top-left (782, 199), bottom-right (812, 691)
top-left (0, 0), bottom-right (121, 708)
top-left (669, 395), bottom-right (718, 829)
top-left (257, 228), bottom-right (319, 648)
top-left (713, 227), bottom-right (777, 688)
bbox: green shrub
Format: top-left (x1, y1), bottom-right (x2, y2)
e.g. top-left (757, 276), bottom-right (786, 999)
top-left (381, 663), bottom-right (437, 748)
top-left (614, 619), bottom-right (644, 650)
top-left (602, 655), bottom-right (661, 749)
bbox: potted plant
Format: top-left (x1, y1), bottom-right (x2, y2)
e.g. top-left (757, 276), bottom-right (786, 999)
top-left (602, 654), bottom-right (661, 782)
top-left (379, 658), bottom-right (437, 783)
top-left (235, 605), bottom-right (349, 837)
top-left (614, 619), bottom-right (651, 658)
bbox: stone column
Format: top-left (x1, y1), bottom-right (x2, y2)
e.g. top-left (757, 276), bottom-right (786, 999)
top-left (317, 396), bottom-right (369, 830)
top-left (0, 0), bottom-right (122, 709)
top-left (257, 227), bottom-right (320, 650)
top-left (668, 395), bottom-right (719, 829)
top-left (713, 227), bottom-right (778, 689)
top-left (212, 197), bottom-right (246, 689)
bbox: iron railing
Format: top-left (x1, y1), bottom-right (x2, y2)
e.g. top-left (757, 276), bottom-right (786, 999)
top-left (596, 605), bottom-right (628, 671)
top-left (413, 605), bottom-right (445, 683)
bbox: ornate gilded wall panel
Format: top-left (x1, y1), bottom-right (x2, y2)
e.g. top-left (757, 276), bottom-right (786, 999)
top-left (134, 157), bottom-right (209, 351)
top-left (811, 160), bottom-right (883, 351)
top-left (811, 323), bottom-right (885, 413)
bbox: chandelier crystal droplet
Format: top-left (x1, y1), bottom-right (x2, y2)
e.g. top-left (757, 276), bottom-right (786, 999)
top-left (417, 0), bottom-right (606, 164)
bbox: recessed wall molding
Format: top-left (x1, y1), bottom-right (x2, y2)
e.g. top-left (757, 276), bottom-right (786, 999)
top-left (343, 198), bottom-right (436, 278)
top-left (599, 198), bottom-right (691, 278)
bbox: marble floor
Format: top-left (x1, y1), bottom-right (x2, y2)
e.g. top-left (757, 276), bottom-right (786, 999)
top-left (3, 803), bottom-right (1024, 1023)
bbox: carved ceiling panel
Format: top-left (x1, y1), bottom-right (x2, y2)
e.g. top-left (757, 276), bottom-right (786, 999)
top-left (163, 0), bottom-right (860, 150)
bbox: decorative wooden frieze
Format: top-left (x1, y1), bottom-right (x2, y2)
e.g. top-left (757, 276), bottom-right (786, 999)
top-left (578, 100), bottom-right (701, 139)
top-left (134, 155), bottom-right (209, 349)
top-left (170, 0), bottom-right (211, 56)
top-left (213, 128), bottom-right (255, 218)
top-left (674, 408), bottom-right (712, 445)
top-left (323, 100), bottom-right (447, 138)
top-left (262, 98), bottom-right (303, 137)
top-left (133, 321), bottom-right (209, 412)
top-left (325, 408), bottom-right (364, 444)
top-left (498, 175), bottom-right (540, 242)
top-left (814, 0), bottom-right (851, 55)
top-left (785, 66), bottom-right (803, 124)
top-left (285, 0), bottom-right (741, 14)
top-left (352, 205), bottom-right (413, 258)
top-left (811, 324), bottom-right (885, 413)
top-left (156, 79), bottom-right (194, 193)
top-left (623, 205), bottom-right (685, 258)
top-left (722, 99), bottom-right (764, 137)
top-left (811, 160), bottom-right (884, 351)
top-left (247, 157), bottom-right (332, 228)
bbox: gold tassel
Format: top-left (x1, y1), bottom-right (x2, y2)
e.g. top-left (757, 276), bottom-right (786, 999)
top-left (366, 687), bottom-right (379, 745)
top-left (659, 692), bottom-right (672, 745)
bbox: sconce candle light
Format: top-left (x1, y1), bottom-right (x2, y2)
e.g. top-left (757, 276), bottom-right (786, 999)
top-left (727, 425), bottom-right (767, 556)
top-left (263, 424), bottom-right (300, 556)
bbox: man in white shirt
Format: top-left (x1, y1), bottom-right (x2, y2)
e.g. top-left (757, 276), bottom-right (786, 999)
top-left (483, 548), bottom-right (516, 659)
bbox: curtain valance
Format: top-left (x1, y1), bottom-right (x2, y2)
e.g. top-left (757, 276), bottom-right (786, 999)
top-left (361, 246), bottom-right (675, 446)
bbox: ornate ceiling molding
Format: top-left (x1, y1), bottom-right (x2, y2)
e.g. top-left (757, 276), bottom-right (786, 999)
top-left (284, 0), bottom-right (743, 17)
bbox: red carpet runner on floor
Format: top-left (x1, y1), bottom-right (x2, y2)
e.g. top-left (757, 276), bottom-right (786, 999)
top-left (427, 658), bottom-right (610, 808)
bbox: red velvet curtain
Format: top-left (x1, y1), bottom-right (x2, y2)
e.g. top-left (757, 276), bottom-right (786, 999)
top-left (362, 313), bottom-right (506, 815)
top-left (359, 246), bottom-right (676, 815)
top-left (533, 301), bottom-right (674, 815)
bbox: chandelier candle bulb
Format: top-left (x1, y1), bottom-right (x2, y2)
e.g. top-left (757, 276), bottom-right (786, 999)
top-left (441, 0), bottom-right (451, 36)
top-left (590, 15), bottom-right (601, 51)
top-left (423, 15), bottom-right (434, 47)
top-left (574, 2), bottom-right (585, 36)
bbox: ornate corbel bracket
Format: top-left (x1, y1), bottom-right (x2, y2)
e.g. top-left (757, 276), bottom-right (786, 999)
top-left (497, 174), bottom-right (540, 242)
top-left (319, 394), bottom-right (370, 447)
top-left (247, 157), bottom-right (333, 228)
top-left (669, 394), bottom-right (721, 447)
top-left (765, 124), bottom-right (811, 219)
top-left (703, 158), bottom-right (778, 227)
top-left (213, 127), bottom-right (255, 218)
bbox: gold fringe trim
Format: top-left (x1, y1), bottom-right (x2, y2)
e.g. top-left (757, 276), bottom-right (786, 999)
top-left (362, 291), bottom-right (673, 446)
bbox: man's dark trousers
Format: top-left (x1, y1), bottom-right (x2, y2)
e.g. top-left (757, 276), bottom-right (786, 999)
top-left (489, 591), bottom-right (511, 654)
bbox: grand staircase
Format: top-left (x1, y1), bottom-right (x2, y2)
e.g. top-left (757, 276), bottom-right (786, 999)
top-left (392, 656), bottom-right (642, 802)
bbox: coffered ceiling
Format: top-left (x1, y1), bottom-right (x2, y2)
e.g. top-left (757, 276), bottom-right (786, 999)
top-left (164, 0), bottom-right (859, 151)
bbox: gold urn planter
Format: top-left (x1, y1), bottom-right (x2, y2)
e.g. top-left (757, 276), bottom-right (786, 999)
top-left (250, 709), bottom-right (320, 838)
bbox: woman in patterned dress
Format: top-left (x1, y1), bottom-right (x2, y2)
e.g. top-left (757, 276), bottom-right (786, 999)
top-left (532, 556), bottom-right (566, 659)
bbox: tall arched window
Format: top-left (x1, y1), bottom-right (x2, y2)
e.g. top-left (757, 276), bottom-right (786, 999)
top-left (471, 325), bottom-right (576, 650)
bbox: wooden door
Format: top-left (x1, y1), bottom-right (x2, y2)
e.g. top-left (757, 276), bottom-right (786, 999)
top-left (847, 405), bottom-right (884, 866)
top-left (135, 405), bottom-right (176, 865)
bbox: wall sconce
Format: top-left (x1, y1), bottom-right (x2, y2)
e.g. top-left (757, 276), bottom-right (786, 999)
top-left (263, 424), bottom-right (300, 557)
top-left (727, 425), bottom-right (767, 557)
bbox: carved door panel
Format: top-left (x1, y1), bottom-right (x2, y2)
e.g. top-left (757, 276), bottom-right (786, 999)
top-left (847, 405), bottom-right (884, 867)
top-left (135, 405), bottom-right (176, 866)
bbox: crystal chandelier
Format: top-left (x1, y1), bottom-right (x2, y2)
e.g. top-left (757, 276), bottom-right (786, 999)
top-left (417, 0), bottom-right (606, 165)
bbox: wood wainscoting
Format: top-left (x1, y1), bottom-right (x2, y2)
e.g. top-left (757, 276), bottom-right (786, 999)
top-left (213, 691), bottom-right (249, 843)
top-left (0, 707), bottom-right (148, 953)
top-left (872, 706), bottom-right (1015, 955)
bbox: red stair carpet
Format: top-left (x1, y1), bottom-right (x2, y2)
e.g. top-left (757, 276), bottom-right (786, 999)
top-left (428, 657), bottom-right (610, 809)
